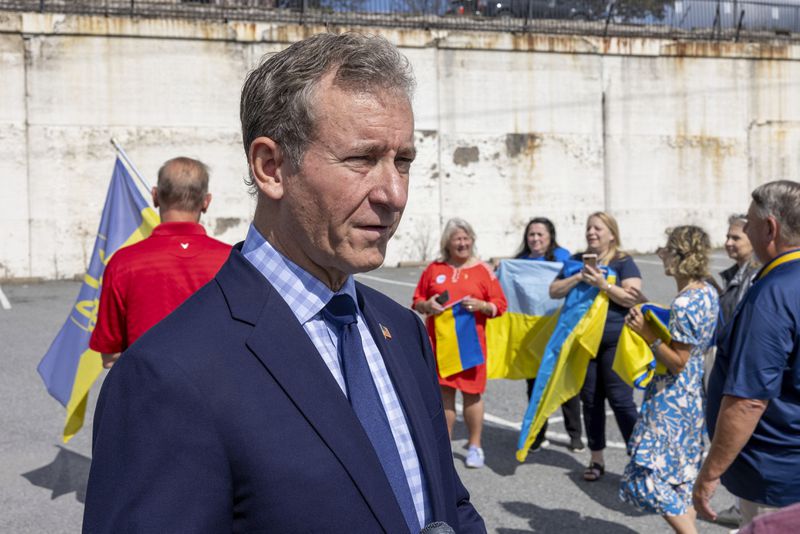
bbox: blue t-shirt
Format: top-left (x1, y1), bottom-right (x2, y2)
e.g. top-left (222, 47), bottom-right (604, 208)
top-left (558, 253), bottom-right (641, 335)
top-left (708, 251), bottom-right (800, 507)
top-left (519, 246), bottom-right (571, 263)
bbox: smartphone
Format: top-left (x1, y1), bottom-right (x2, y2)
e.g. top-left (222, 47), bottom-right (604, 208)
top-left (435, 290), bottom-right (450, 306)
top-left (582, 253), bottom-right (598, 268)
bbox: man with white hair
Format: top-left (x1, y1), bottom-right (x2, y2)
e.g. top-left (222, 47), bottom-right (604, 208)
top-left (694, 180), bottom-right (800, 528)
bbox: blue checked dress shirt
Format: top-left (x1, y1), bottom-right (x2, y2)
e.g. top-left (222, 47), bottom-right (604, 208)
top-left (242, 225), bottom-right (430, 529)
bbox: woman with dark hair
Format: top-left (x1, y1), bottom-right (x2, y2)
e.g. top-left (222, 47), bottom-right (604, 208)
top-left (549, 211), bottom-right (643, 481)
top-left (515, 217), bottom-right (583, 452)
top-left (620, 226), bottom-right (719, 534)
top-left (515, 217), bottom-right (571, 262)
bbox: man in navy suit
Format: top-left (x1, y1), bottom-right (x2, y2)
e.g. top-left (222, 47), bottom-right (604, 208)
top-left (83, 33), bottom-right (486, 533)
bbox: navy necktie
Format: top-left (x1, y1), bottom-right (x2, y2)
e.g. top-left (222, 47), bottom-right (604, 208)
top-left (322, 294), bottom-right (419, 533)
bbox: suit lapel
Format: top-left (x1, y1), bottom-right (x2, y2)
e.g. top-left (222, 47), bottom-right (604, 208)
top-left (359, 287), bottom-right (447, 521)
top-left (217, 251), bottom-right (407, 531)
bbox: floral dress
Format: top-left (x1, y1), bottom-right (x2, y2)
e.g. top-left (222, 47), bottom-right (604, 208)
top-left (619, 283), bottom-right (719, 516)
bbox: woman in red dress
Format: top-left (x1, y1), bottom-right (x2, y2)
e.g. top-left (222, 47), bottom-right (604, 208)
top-left (412, 218), bottom-right (507, 469)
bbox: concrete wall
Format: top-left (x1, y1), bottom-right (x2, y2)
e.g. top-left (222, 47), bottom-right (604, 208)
top-left (1, 12), bottom-right (799, 280)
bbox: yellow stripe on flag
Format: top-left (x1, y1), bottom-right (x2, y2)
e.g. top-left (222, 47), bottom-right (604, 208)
top-left (486, 312), bottom-right (558, 380)
top-left (63, 348), bottom-right (104, 442)
top-left (435, 308), bottom-right (462, 378)
top-left (516, 276), bottom-right (613, 462)
top-left (613, 304), bottom-right (670, 389)
top-left (61, 208), bottom-right (158, 443)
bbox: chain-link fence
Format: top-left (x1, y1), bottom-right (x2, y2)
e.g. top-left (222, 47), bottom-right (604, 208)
top-left (1, 0), bottom-right (798, 41)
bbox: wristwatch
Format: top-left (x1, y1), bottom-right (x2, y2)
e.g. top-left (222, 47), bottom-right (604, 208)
top-left (649, 339), bottom-right (663, 352)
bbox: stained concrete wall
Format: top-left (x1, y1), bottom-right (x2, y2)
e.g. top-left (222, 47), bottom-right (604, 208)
top-left (1, 12), bottom-right (799, 280)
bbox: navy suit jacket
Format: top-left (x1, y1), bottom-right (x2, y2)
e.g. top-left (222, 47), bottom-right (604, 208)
top-left (84, 247), bottom-right (485, 533)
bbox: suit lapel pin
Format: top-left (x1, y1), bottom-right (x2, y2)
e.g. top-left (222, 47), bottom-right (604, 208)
top-left (380, 324), bottom-right (392, 340)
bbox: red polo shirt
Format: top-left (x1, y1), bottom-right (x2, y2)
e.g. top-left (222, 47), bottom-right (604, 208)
top-left (90, 222), bottom-right (231, 353)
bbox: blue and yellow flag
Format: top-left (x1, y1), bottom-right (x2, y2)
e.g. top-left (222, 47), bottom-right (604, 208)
top-left (37, 158), bottom-right (159, 442)
top-left (613, 304), bottom-right (670, 389)
top-left (517, 261), bottom-right (615, 462)
top-left (485, 260), bottom-right (564, 380)
top-left (434, 302), bottom-right (485, 378)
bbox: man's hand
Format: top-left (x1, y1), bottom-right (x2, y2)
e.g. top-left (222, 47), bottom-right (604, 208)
top-left (102, 352), bottom-right (121, 369)
top-left (692, 469), bottom-right (720, 520)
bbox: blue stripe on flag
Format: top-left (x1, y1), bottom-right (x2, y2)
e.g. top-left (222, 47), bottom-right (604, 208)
top-left (452, 302), bottom-right (484, 371)
top-left (37, 159), bottom-right (151, 406)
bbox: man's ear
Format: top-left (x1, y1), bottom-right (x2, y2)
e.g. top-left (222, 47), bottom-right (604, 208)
top-left (151, 186), bottom-right (160, 208)
top-left (767, 215), bottom-right (780, 242)
top-left (249, 137), bottom-right (286, 201)
top-left (201, 193), bottom-right (212, 214)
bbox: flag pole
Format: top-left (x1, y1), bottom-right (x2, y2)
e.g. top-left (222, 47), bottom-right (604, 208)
top-left (110, 138), bottom-right (152, 192)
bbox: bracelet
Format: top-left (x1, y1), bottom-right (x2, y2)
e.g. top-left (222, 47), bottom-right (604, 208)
top-left (649, 338), bottom-right (663, 352)
top-left (602, 281), bottom-right (611, 292)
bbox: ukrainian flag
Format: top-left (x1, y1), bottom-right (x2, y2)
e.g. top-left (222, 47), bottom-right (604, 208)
top-left (613, 304), bottom-right (670, 389)
top-left (517, 261), bottom-right (615, 462)
top-left (37, 158), bottom-right (159, 442)
top-left (434, 301), bottom-right (485, 378)
top-left (485, 260), bottom-right (564, 380)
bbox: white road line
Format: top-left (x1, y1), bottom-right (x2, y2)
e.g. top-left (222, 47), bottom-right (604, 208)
top-left (0, 285), bottom-right (10, 310)
top-left (636, 258), bottom-right (729, 269)
top-left (455, 404), bottom-right (625, 450)
top-left (355, 274), bottom-right (417, 288)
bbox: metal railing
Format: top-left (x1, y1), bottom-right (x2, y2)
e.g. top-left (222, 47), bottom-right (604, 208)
top-left (1, 0), bottom-right (798, 41)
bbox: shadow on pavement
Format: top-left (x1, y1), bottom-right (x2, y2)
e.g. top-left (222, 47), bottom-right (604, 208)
top-left (21, 445), bottom-right (90, 503)
top-left (499, 501), bottom-right (639, 533)
top-left (452, 420), bottom-right (529, 477)
top-left (452, 420), bottom-right (588, 477)
top-left (565, 468), bottom-right (648, 518)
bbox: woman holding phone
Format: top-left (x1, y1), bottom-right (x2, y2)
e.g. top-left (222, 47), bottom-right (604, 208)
top-left (549, 211), bottom-right (644, 481)
top-left (412, 218), bottom-right (507, 469)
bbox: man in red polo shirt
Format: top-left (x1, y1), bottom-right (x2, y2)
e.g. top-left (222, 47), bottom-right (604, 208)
top-left (90, 157), bottom-right (231, 368)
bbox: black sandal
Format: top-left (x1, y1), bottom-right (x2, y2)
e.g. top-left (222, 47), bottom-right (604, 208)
top-left (583, 462), bottom-right (604, 482)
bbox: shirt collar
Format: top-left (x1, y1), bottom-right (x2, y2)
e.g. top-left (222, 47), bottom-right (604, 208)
top-left (241, 224), bottom-right (357, 324)
top-left (754, 248), bottom-right (800, 281)
top-left (151, 221), bottom-right (207, 237)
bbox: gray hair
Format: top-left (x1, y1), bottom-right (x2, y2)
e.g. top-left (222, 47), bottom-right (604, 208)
top-left (240, 32), bottom-right (415, 190)
top-left (157, 157), bottom-right (209, 212)
top-left (439, 218), bottom-right (478, 261)
top-left (751, 180), bottom-right (800, 245)
top-left (727, 213), bottom-right (748, 227)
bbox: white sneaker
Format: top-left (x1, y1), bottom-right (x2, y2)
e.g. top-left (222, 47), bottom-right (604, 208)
top-left (531, 439), bottom-right (551, 452)
top-left (465, 446), bottom-right (484, 468)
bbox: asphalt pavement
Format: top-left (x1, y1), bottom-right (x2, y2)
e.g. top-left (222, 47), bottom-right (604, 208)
top-left (0, 252), bottom-right (736, 533)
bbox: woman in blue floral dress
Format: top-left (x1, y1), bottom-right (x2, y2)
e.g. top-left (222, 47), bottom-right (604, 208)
top-left (619, 226), bottom-right (719, 534)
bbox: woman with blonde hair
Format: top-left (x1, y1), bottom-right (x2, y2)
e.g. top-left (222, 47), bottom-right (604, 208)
top-left (549, 211), bottom-right (643, 480)
top-left (620, 225), bottom-right (719, 534)
top-left (412, 218), bottom-right (507, 469)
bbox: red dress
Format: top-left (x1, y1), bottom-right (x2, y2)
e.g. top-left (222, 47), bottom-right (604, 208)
top-left (412, 261), bottom-right (507, 394)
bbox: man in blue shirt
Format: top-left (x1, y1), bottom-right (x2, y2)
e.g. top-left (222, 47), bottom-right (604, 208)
top-left (694, 180), bottom-right (800, 528)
